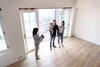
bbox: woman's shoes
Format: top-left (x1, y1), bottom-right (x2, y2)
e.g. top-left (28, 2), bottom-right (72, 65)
top-left (59, 46), bottom-right (61, 48)
top-left (62, 45), bottom-right (64, 47)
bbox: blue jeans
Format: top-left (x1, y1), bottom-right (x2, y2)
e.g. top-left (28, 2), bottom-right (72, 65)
top-left (58, 33), bottom-right (63, 45)
top-left (50, 35), bottom-right (56, 48)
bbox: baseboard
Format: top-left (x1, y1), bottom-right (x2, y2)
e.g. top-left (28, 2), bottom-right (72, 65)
top-left (73, 35), bottom-right (100, 47)
top-left (7, 54), bottom-right (26, 67)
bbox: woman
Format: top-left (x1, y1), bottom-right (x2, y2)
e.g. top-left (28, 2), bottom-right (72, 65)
top-left (32, 28), bottom-right (44, 60)
top-left (58, 21), bottom-right (65, 48)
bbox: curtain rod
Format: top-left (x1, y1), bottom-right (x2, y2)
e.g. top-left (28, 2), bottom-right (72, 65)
top-left (19, 7), bottom-right (72, 10)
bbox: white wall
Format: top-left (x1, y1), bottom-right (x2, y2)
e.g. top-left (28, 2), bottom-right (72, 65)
top-left (0, 7), bottom-right (26, 67)
top-left (0, 0), bottom-right (76, 66)
top-left (74, 0), bottom-right (100, 45)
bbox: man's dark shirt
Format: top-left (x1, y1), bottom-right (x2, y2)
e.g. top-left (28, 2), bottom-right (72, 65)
top-left (52, 25), bottom-right (59, 36)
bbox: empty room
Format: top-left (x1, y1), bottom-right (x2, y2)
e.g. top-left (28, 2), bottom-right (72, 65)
top-left (0, 0), bottom-right (100, 67)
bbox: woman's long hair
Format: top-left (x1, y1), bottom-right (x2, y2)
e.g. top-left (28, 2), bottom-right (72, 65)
top-left (62, 21), bottom-right (65, 26)
top-left (32, 28), bottom-right (38, 36)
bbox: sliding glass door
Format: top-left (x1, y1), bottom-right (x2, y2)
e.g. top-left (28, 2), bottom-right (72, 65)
top-left (20, 8), bottom-right (72, 53)
top-left (21, 11), bottom-right (37, 53)
top-left (38, 9), bottom-right (55, 40)
top-left (38, 9), bottom-right (71, 39)
top-left (62, 9), bottom-right (71, 37)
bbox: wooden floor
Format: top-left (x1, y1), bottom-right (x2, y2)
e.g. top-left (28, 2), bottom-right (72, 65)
top-left (8, 37), bottom-right (100, 67)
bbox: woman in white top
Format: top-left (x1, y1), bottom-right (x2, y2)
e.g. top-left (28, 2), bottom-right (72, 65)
top-left (32, 28), bottom-right (44, 60)
top-left (58, 21), bottom-right (65, 47)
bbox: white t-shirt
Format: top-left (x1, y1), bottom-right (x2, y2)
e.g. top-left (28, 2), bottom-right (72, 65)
top-left (59, 26), bottom-right (64, 33)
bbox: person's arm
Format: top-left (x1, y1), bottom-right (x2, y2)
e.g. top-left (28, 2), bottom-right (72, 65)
top-left (41, 35), bottom-right (44, 39)
top-left (56, 25), bottom-right (59, 36)
top-left (63, 26), bottom-right (65, 33)
top-left (34, 34), bottom-right (43, 44)
top-left (49, 26), bottom-right (51, 31)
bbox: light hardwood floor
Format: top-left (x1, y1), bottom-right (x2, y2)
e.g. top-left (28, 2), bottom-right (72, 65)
top-left (8, 37), bottom-right (100, 67)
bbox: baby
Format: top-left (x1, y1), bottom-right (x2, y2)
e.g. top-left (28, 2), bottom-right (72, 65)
top-left (49, 22), bottom-right (54, 36)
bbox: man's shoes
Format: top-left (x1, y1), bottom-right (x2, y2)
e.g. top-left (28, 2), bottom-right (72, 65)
top-left (36, 57), bottom-right (40, 60)
top-left (53, 46), bottom-right (56, 48)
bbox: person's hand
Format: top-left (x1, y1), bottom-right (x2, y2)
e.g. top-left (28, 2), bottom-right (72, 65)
top-left (41, 35), bottom-right (44, 38)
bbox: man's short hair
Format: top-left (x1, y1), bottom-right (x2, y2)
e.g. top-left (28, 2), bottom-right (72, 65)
top-left (53, 19), bottom-right (56, 22)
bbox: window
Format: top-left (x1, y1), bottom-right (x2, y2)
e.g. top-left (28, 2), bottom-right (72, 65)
top-left (20, 8), bottom-right (72, 53)
top-left (38, 9), bottom-right (71, 37)
top-left (38, 9), bottom-right (55, 34)
top-left (0, 23), bottom-right (7, 52)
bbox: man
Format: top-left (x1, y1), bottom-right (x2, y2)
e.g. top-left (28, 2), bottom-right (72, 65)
top-left (50, 20), bottom-right (59, 50)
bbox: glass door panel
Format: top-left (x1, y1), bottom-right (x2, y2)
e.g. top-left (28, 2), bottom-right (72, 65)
top-left (38, 9), bottom-right (55, 40)
top-left (63, 9), bottom-right (71, 37)
top-left (22, 12), bottom-right (37, 53)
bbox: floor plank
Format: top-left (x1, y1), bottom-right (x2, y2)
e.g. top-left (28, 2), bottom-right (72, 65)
top-left (8, 37), bottom-right (100, 67)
